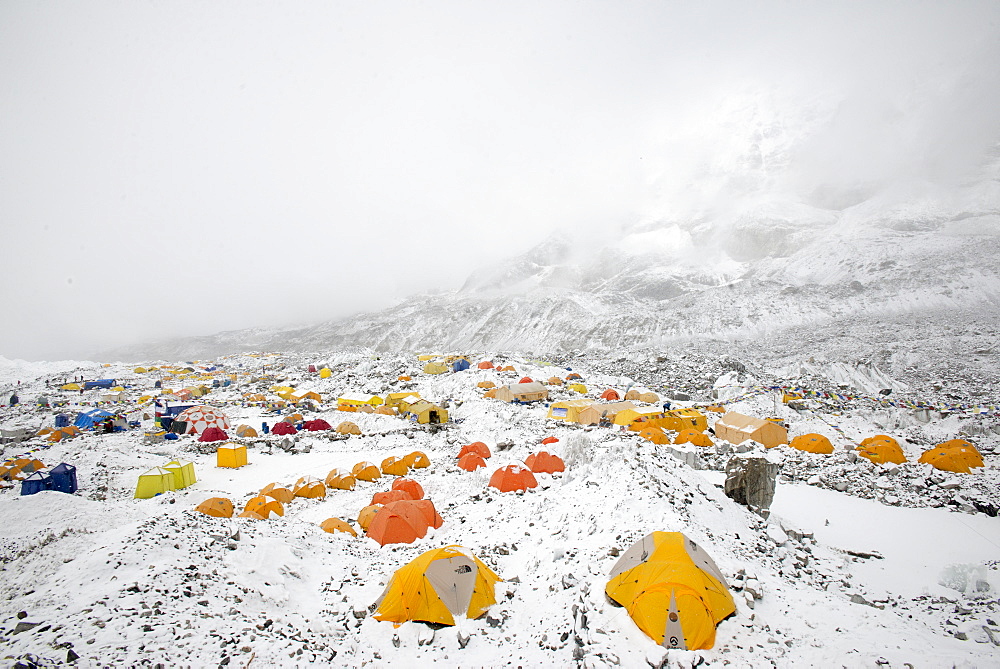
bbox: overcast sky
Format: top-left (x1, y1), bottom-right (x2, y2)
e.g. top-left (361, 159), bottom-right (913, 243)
top-left (2, 1), bottom-right (998, 360)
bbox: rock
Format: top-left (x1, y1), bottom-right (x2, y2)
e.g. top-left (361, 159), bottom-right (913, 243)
top-left (66, 649), bottom-right (80, 662)
top-left (724, 457), bottom-right (780, 515)
top-left (457, 631), bottom-right (471, 649)
top-left (16, 611), bottom-right (28, 619)
top-left (834, 482), bottom-right (848, 492)
top-left (645, 646), bottom-right (668, 668)
top-left (13, 621), bottom-right (41, 634)
top-left (562, 574), bottom-right (578, 590)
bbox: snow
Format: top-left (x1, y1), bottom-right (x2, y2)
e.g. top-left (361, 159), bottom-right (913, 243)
top-left (0, 351), bottom-right (997, 667)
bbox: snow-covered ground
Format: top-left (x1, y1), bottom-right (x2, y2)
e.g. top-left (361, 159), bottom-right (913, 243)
top-left (1, 351), bottom-right (997, 667)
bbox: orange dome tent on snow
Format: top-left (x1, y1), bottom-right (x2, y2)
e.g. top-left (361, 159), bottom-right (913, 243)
top-left (372, 489), bottom-right (415, 505)
top-left (525, 451), bottom-right (565, 474)
top-left (366, 499), bottom-right (444, 546)
top-left (789, 433), bottom-right (834, 454)
top-left (381, 456), bottom-right (410, 477)
top-left (358, 504), bottom-right (383, 531)
top-left (489, 464), bottom-right (538, 493)
top-left (601, 389), bottom-right (620, 401)
top-left (353, 461), bottom-right (382, 481)
top-left (336, 421), bottom-right (362, 435)
top-left (243, 495), bottom-right (284, 519)
top-left (320, 518), bottom-right (357, 537)
top-left (260, 483), bottom-right (295, 504)
top-left (540, 436), bottom-right (559, 445)
top-left (458, 453), bottom-right (487, 471)
top-left (675, 429), bottom-right (713, 447)
top-left (857, 436), bottom-right (907, 464)
top-left (293, 477), bottom-right (327, 499)
top-left (325, 469), bottom-right (357, 490)
top-left (918, 440), bottom-right (984, 474)
top-left (518, 377), bottom-right (534, 384)
top-left (638, 426), bottom-right (670, 445)
top-left (458, 442), bottom-right (491, 459)
top-left (392, 477), bottom-right (424, 500)
top-left (477, 381), bottom-right (495, 389)
top-left (195, 497), bottom-right (234, 518)
top-left (478, 361), bottom-right (494, 369)
top-left (402, 451), bottom-right (430, 469)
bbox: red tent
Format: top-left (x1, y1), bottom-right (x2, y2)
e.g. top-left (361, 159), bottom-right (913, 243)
top-left (272, 421), bottom-right (297, 435)
top-left (518, 377), bottom-right (534, 384)
top-left (525, 451), bottom-right (566, 474)
top-left (458, 453), bottom-right (486, 471)
top-left (198, 427), bottom-right (229, 442)
top-left (541, 436), bottom-right (559, 445)
top-left (458, 442), bottom-right (491, 459)
top-left (489, 464), bottom-right (538, 493)
top-left (601, 389), bottom-right (620, 401)
top-left (304, 419), bottom-right (332, 431)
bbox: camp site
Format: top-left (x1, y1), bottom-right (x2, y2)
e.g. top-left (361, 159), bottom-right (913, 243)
top-left (0, 350), bottom-right (997, 667)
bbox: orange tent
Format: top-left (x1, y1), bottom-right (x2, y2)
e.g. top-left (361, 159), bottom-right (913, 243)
top-left (540, 436), bottom-right (559, 445)
top-left (638, 426), bottom-right (670, 445)
top-left (293, 477), bottom-right (327, 499)
top-left (789, 433), bottom-right (834, 454)
top-left (483, 388), bottom-right (498, 399)
top-left (705, 405), bottom-right (726, 413)
top-left (567, 372), bottom-right (582, 380)
top-left (397, 375), bottom-right (411, 381)
top-left (366, 499), bottom-right (444, 546)
top-left (675, 429), bottom-right (713, 447)
top-left (392, 478), bottom-right (424, 500)
top-left (489, 465), bottom-right (538, 493)
top-left (857, 436), bottom-right (906, 464)
top-left (195, 497), bottom-right (234, 518)
top-left (458, 453), bottom-right (487, 471)
top-left (402, 451), bottom-right (430, 469)
top-left (601, 389), bottom-right (620, 401)
top-left (381, 456), bottom-right (410, 477)
top-left (477, 381), bottom-right (496, 389)
top-left (320, 518), bottom-right (357, 537)
top-left (518, 377), bottom-right (534, 384)
top-left (260, 483), bottom-right (295, 504)
top-left (918, 440), bottom-right (984, 473)
top-left (375, 405), bottom-right (396, 415)
top-left (525, 451), bottom-right (565, 474)
top-left (353, 461), bottom-right (382, 482)
top-left (358, 504), bottom-right (383, 531)
top-left (547, 377), bottom-right (563, 386)
top-left (238, 510), bottom-right (266, 520)
top-left (372, 489), bottom-right (415, 505)
top-left (459, 442), bottom-right (491, 459)
top-left (478, 361), bottom-right (494, 369)
top-left (243, 495), bottom-right (284, 519)
top-left (325, 469), bottom-right (357, 490)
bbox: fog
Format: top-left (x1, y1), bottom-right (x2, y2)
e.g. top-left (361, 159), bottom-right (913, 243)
top-left (2, 1), bottom-right (998, 360)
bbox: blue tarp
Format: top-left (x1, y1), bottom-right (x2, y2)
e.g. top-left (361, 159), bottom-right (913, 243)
top-left (453, 359), bottom-right (470, 372)
top-left (84, 379), bottom-right (116, 390)
top-left (55, 413), bottom-right (70, 428)
top-left (49, 463), bottom-right (78, 494)
top-left (21, 471), bottom-right (52, 496)
top-left (74, 409), bottom-right (113, 430)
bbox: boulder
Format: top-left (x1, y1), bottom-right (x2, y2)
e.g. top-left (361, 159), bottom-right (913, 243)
top-left (724, 456), bottom-right (780, 516)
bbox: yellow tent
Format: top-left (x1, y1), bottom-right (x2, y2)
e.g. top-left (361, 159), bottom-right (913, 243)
top-left (320, 518), bottom-right (357, 537)
top-left (675, 429), bottom-right (713, 447)
top-left (423, 362), bottom-right (449, 375)
top-left (789, 433), bottom-right (834, 454)
top-left (374, 545), bottom-right (502, 625)
top-left (60, 383), bottom-right (81, 391)
top-left (163, 460), bottom-right (197, 489)
top-left (134, 466), bottom-right (177, 499)
top-left (567, 383), bottom-right (588, 394)
top-left (402, 451), bottom-right (430, 469)
top-left (547, 399), bottom-right (596, 422)
top-left (336, 421), bottom-right (362, 435)
top-left (217, 443), bottom-right (248, 468)
top-left (353, 461), bottom-right (382, 482)
top-left (918, 440), bottom-right (984, 474)
top-left (319, 367), bottom-right (333, 378)
top-left (660, 409), bottom-right (707, 433)
top-left (606, 532), bottom-right (734, 651)
top-left (195, 497), bottom-right (233, 518)
top-left (381, 456), bottom-right (410, 477)
top-left (638, 426), bottom-right (670, 445)
top-left (857, 436), bottom-right (906, 464)
top-left (134, 367), bottom-right (148, 373)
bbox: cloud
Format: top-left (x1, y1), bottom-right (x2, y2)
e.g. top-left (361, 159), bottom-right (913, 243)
top-left (1, 0), bottom-right (998, 359)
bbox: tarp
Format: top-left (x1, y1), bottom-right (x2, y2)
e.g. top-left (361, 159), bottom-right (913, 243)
top-left (74, 409), bottom-right (114, 430)
top-left (84, 379), bottom-right (116, 389)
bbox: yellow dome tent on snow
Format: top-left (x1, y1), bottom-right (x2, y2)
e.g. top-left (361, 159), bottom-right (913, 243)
top-left (789, 433), bottom-right (834, 454)
top-left (606, 531), bottom-right (735, 651)
top-left (373, 545), bottom-right (502, 626)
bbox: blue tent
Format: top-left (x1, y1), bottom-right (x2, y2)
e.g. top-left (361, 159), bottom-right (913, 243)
top-left (21, 471), bottom-right (52, 496)
top-left (453, 359), bottom-right (471, 372)
top-left (74, 409), bottom-right (114, 430)
top-left (55, 413), bottom-right (70, 428)
top-left (84, 379), bottom-right (116, 390)
top-left (49, 463), bottom-right (78, 494)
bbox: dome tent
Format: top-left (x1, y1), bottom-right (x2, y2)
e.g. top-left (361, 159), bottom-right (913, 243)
top-left (174, 406), bottom-right (230, 435)
top-left (606, 531), bottom-right (735, 651)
